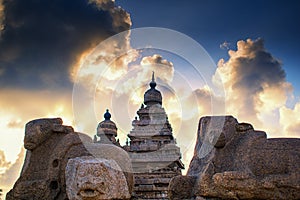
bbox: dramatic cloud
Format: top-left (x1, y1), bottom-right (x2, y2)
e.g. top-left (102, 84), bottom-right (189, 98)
top-left (215, 38), bottom-right (298, 137)
top-left (0, 88), bottom-right (75, 196)
top-left (83, 54), bottom-right (176, 135)
top-left (112, 54), bottom-right (174, 97)
top-left (0, 148), bottom-right (24, 196)
top-left (0, 0), bottom-right (130, 89)
top-left (280, 102), bottom-right (300, 137)
top-left (6, 119), bottom-right (23, 129)
top-left (220, 41), bottom-right (230, 50)
top-left (0, 0), bottom-right (4, 33)
top-left (0, 148), bottom-right (24, 184)
top-left (0, 150), bottom-right (10, 174)
top-left (0, 88), bottom-right (74, 165)
top-left (0, 2), bottom-right (132, 194)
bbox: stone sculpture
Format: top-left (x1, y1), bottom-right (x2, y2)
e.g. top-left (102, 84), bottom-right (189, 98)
top-left (7, 114), bottom-right (300, 200)
top-left (6, 118), bottom-right (92, 200)
top-left (65, 156), bottom-right (131, 200)
top-left (84, 143), bottom-right (134, 194)
top-left (169, 116), bottom-right (300, 200)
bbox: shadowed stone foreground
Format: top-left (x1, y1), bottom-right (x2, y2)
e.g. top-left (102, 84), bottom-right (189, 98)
top-left (6, 118), bottom-right (133, 200)
top-left (169, 116), bottom-right (300, 200)
top-left (6, 116), bottom-right (299, 200)
top-left (66, 156), bottom-right (131, 200)
top-left (6, 118), bottom-right (92, 200)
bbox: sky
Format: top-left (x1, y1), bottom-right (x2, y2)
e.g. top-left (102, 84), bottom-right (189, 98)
top-left (0, 0), bottom-right (300, 196)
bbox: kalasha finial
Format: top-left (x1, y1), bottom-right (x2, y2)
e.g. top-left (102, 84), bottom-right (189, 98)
top-left (104, 109), bottom-right (111, 120)
top-left (152, 71), bottom-right (155, 82)
top-left (149, 71), bottom-right (156, 89)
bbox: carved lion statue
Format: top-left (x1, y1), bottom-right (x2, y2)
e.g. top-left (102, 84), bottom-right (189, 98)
top-left (66, 156), bottom-right (131, 200)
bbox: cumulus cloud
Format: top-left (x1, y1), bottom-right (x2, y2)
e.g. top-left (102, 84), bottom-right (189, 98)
top-left (88, 0), bottom-right (115, 10)
top-left (141, 54), bottom-right (173, 67)
top-left (89, 0), bottom-right (131, 32)
top-left (6, 120), bottom-right (23, 129)
top-left (215, 38), bottom-right (297, 137)
top-left (0, 0), bottom-right (130, 89)
top-left (140, 54), bottom-right (174, 82)
top-left (0, 89), bottom-right (73, 122)
top-left (279, 102), bottom-right (300, 137)
top-left (0, 148), bottom-right (24, 197)
top-left (0, 148), bottom-right (24, 186)
top-left (0, 1), bottom-right (133, 191)
top-left (220, 41), bottom-right (230, 50)
top-left (0, 88), bottom-right (75, 165)
top-left (0, 150), bottom-right (10, 174)
top-left (286, 122), bottom-right (300, 135)
top-left (116, 54), bottom-right (174, 94)
top-left (0, 89), bottom-right (74, 196)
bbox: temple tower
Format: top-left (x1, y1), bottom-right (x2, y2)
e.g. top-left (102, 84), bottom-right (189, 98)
top-left (94, 109), bottom-right (120, 146)
top-left (125, 72), bottom-right (184, 199)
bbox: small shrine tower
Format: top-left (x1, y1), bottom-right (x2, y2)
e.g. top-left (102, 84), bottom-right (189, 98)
top-left (94, 109), bottom-right (120, 146)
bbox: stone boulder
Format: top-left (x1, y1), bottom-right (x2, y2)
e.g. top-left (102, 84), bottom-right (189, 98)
top-left (169, 116), bottom-right (300, 200)
top-left (66, 156), bottom-right (131, 200)
top-left (84, 143), bottom-right (134, 194)
top-left (6, 118), bottom-right (92, 200)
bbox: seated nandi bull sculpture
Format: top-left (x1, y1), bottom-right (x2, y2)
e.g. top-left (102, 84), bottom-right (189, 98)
top-left (7, 118), bottom-right (92, 200)
top-left (7, 118), bottom-right (133, 200)
top-left (169, 116), bottom-right (300, 200)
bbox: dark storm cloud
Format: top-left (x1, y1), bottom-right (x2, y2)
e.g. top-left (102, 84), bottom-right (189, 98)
top-left (0, 0), bottom-right (130, 89)
top-left (230, 39), bottom-right (286, 93)
top-left (216, 38), bottom-right (291, 124)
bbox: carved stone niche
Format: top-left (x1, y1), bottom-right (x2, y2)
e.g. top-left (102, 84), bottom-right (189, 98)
top-left (66, 156), bottom-right (131, 200)
top-left (169, 116), bottom-right (300, 200)
top-left (6, 118), bottom-right (91, 200)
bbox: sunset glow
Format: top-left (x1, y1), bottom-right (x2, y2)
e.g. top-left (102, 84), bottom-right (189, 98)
top-left (0, 0), bottom-right (299, 198)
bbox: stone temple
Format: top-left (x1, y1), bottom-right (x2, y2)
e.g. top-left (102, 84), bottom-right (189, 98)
top-left (94, 72), bottom-right (184, 199)
top-left (8, 74), bottom-right (299, 200)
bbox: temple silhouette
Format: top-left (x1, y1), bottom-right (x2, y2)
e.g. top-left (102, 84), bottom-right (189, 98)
top-left (94, 72), bottom-right (184, 199)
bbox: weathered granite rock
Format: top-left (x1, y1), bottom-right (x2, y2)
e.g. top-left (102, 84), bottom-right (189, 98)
top-left (169, 116), bottom-right (300, 200)
top-left (66, 156), bottom-right (131, 200)
top-left (84, 143), bottom-right (134, 194)
top-left (168, 175), bottom-right (197, 200)
top-left (6, 118), bottom-right (92, 200)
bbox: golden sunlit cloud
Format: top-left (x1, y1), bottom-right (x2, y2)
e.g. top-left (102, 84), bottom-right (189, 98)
top-left (215, 38), bottom-right (299, 138)
top-left (280, 102), bottom-right (300, 137)
top-left (0, 89), bottom-right (74, 160)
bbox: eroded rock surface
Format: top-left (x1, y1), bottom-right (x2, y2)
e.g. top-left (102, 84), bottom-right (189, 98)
top-left (169, 116), bottom-right (300, 200)
top-left (84, 143), bottom-right (134, 194)
top-left (6, 118), bottom-right (91, 200)
top-left (66, 156), bottom-right (131, 200)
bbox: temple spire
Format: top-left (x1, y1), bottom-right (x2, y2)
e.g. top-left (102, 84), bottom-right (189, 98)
top-left (150, 71), bottom-right (157, 89)
top-left (152, 71), bottom-right (155, 82)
